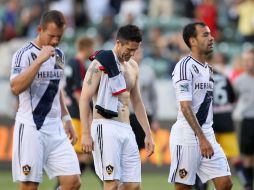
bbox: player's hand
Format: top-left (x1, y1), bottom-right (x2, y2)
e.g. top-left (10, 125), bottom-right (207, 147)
top-left (37, 45), bottom-right (55, 63)
top-left (199, 135), bottom-right (214, 159)
top-left (64, 120), bottom-right (78, 145)
top-left (81, 134), bottom-right (94, 154)
top-left (144, 134), bottom-right (155, 157)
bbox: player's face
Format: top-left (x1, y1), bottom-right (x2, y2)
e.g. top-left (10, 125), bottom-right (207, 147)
top-left (38, 22), bottom-right (65, 47)
top-left (194, 25), bottom-right (214, 55)
top-left (117, 40), bottom-right (140, 62)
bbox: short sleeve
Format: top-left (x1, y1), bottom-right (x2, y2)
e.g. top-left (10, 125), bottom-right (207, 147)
top-left (10, 50), bottom-right (30, 81)
top-left (172, 58), bottom-right (193, 101)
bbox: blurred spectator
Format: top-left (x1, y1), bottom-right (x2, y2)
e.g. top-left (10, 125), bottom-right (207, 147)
top-left (234, 0), bottom-right (254, 43)
top-left (211, 54), bottom-right (252, 190)
top-left (211, 52), bottom-right (231, 76)
top-left (85, 0), bottom-right (109, 24)
top-left (148, 0), bottom-right (174, 19)
top-left (19, 3), bottom-right (42, 38)
top-left (73, 0), bottom-right (89, 28)
top-left (118, 0), bottom-right (145, 27)
top-left (49, 0), bottom-right (75, 28)
top-left (195, 0), bottom-right (220, 40)
top-left (109, 0), bottom-right (123, 15)
top-left (229, 54), bottom-right (244, 83)
top-left (233, 48), bottom-right (254, 190)
top-left (2, 0), bottom-right (20, 41)
top-left (97, 10), bottom-right (118, 44)
top-left (182, 0), bottom-right (201, 18)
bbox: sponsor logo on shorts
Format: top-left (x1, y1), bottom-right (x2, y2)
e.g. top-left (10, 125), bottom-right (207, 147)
top-left (22, 164), bottom-right (31, 176)
top-left (179, 168), bottom-right (188, 179)
top-left (106, 165), bottom-right (114, 175)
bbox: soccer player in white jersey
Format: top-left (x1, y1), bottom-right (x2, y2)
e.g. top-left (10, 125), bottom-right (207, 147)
top-left (10, 10), bottom-right (81, 190)
top-left (168, 22), bottom-right (232, 190)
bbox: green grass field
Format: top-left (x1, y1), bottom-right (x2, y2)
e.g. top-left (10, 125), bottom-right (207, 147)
top-left (0, 169), bottom-right (242, 190)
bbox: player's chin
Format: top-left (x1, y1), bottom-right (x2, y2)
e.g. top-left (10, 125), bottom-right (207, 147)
top-left (206, 49), bottom-right (213, 55)
top-left (124, 56), bottom-right (131, 61)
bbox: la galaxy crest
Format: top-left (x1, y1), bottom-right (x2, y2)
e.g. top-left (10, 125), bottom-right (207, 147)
top-left (22, 164), bottom-right (31, 176)
top-left (106, 165), bottom-right (114, 175)
top-left (179, 168), bottom-right (188, 179)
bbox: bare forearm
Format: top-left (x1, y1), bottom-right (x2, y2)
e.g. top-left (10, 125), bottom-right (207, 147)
top-left (181, 105), bottom-right (204, 137)
top-left (60, 90), bottom-right (70, 117)
top-left (79, 98), bottom-right (92, 135)
top-left (134, 102), bottom-right (152, 136)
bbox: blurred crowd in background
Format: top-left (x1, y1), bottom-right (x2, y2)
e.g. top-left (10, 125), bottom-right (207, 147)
top-left (0, 0), bottom-right (254, 117)
top-left (0, 0), bottom-right (254, 79)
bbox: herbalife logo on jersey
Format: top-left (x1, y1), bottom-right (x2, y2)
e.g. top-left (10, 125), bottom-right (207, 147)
top-left (195, 82), bottom-right (213, 90)
top-left (37, 70), bottom-right (64, 79)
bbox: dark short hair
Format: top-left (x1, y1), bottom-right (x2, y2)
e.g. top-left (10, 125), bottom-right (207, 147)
top-left (116, 24), bottom-right (142, 43)
top-left (183, 22), bottom-right (207, 49)
top-left (40, 10), bottom-right (66, 30)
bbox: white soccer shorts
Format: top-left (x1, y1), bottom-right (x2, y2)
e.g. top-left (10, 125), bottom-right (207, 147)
top-left (12, 120), bottom-right (80, 182)
top-left (91, 119), bottom-right (141, 182)
top-left (168, 135), bottom-right (231, 185)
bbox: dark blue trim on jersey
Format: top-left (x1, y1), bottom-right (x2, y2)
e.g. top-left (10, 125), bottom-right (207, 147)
top-left (175, 79), bottom-right (191, 84)
top-left (196, 91), bottom-right (213, 126)
top-left (30, 42), bottom-right (41, 50)
top-left (32, 79), bottom-right (60, 130)
top-left (190, 56), bottom-right (207, 68)
top-left (15, 44), bottom-right (33, 67)
top-left (180, 56), bottom-right (191, 80)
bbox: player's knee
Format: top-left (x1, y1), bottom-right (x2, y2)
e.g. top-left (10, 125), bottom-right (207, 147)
top-left (225, 180), bottom-right (233, 190)
top-left (104, 180), bottom-right (119, 190)
top-left (120, 182), bottom-right (140, 190)
top-left (72, 177), bottom-right (81, 190)
top-left (63, 176), bottom-right (81, 190)
top-left (220, 180), bottom-right (233, 190)
top-left (132, 183), bottom-right (141, 190)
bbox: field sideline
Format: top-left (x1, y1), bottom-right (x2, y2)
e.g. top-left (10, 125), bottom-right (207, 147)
top-left (0, 169), bottom-right (242, 190)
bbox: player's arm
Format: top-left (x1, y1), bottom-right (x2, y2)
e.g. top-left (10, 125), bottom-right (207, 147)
top-left (180, 100), bottom-right (214, 158)
top-left (79, 60), bottom-right (101, 154)
top-left (130, 64), bottom-right (154, 157)
top-left (60, 89), bottom-right (78, 144)
top-left (10, 46), bottom-right (55, 96)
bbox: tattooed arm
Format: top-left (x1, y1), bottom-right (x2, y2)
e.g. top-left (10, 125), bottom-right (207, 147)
top-left (79, 60), bottom-right (101, 154)
top-left (180, 101), bottom-right (214, 159)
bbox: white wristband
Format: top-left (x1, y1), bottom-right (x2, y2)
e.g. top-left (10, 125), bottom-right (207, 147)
top-left (62, 115), bottom-right (71, 122)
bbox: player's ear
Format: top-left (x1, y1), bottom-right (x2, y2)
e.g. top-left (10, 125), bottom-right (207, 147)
top-left (189, 37), bottom-right (196, 47)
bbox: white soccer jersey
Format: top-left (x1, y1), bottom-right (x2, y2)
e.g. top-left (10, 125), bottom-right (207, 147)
top-left (10, 42), bottom-right (65, 130)
top-left (171, 55), bottom-right (214, 144)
